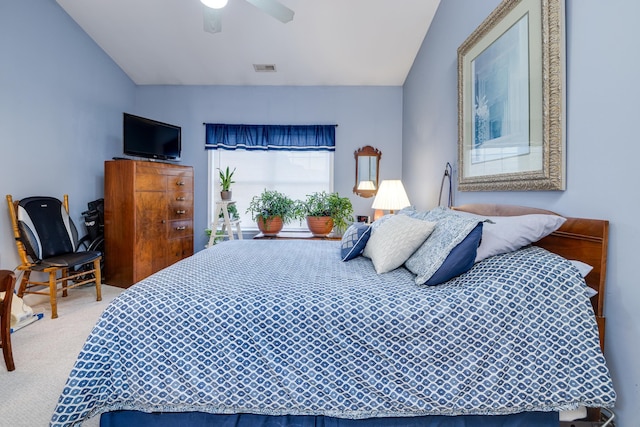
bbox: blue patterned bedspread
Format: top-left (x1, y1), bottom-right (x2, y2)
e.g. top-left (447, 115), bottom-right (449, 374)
top-left (51, 240), bottom-right (616, 426)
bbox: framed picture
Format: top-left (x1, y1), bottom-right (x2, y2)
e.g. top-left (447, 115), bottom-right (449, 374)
top-left (457, 0), bottom-right (565, 191)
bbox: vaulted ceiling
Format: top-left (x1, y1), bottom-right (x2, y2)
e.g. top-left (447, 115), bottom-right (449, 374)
top-left (56, 0), bottom-right (440, 86)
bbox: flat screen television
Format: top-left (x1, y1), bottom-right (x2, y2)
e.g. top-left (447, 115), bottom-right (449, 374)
top-left (123, 113), bottom-right (181, 161)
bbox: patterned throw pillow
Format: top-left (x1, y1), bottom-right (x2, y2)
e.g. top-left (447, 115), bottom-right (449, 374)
top-left (340, 223), bottom-right (372, 261)
top-left (405, 207), bottom-right (482, 285)
top-left (362, 214), bottom-right (436, 274)
top-left (423, 222), bottom-right (483, 285)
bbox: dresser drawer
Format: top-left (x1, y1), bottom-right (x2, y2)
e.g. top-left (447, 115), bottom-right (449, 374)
top-left (167, 237), bottom-right (193, 265)
top-left (135, 166), bottom-right (192, 192)
top-left (167, 192), bottom-right (193, 220)
top-left (168, 174), bottom-right (192, 192)
top-left (168, 220), bottom-right (192, 239)
top-left (167, 204), bottom-right (192, 220)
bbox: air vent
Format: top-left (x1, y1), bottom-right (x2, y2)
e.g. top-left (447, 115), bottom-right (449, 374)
top-left (253, 64), bottom-right (277, 72)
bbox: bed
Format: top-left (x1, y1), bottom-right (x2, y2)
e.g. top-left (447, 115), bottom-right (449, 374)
top-left (50, 204), bottom-right (616, 427)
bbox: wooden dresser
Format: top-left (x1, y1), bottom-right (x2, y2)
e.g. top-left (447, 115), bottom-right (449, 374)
top-left (104, 159), bottom-right (194, 288)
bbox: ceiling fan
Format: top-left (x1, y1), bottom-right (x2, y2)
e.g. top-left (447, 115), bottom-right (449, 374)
top-left (201, 0), bottom-right (295, 34)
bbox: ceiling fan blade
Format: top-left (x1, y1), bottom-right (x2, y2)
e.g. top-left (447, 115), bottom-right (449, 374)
top-left (244, 0), bottom-right (294, 23)
top-left (203, 6), bottom-right (222, 34)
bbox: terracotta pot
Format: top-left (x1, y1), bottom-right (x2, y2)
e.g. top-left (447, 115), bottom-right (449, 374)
top-left (257, 215), bottom-right (283, 236)
top-left (220, 190), bottom-right (232, 201)
top-left (306, 216), bottom-right (334, 237)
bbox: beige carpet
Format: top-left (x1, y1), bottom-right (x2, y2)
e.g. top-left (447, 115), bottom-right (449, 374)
top-left (0, 282), bottom-right (124, 427)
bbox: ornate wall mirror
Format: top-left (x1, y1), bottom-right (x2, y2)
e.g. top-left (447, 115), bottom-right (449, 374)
top-left (353, 146), bottom-right (381, 198)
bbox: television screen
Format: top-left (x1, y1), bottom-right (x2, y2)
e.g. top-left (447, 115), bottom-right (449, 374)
top-left (123, 113), bottom-right (181, 161)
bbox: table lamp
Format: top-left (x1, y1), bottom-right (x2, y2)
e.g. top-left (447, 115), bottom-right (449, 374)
top-left (371, 180), bottom-right (410, 219)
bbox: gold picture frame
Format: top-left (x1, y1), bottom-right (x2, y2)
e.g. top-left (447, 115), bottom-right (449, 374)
top-left (457, 0), bottom-right (565, 191)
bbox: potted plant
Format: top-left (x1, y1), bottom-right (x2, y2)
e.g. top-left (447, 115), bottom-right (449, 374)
top-left (246, 189), bottom-right (295, 236)
top-left (294, 191), bottom-right (354, 237)
top-left (219, 166), bottom-right (235, 200)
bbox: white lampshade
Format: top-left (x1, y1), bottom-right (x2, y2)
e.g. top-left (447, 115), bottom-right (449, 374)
top-left (201, 0), bottom-right (228, 9)
top-left (371, 180), bottom-right (410, 212)
top-left (357, 180), bottom-right (376, 191)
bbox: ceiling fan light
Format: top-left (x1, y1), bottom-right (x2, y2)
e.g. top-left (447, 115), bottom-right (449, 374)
top-left (201, 0), bottom-right (228, 9)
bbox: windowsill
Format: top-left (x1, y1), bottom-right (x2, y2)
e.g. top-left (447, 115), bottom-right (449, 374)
top-left (253, 231), bottom-right (341, 240)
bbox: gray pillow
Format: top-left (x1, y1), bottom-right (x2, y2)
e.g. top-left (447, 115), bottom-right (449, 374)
top-left (362, 214), bottom-right (436, 274)
top-left (453, 211), bottom-right (566, 262)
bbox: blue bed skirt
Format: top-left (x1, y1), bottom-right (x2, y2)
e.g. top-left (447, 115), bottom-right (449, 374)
top-left (100, 411), bottom-right (559, 427)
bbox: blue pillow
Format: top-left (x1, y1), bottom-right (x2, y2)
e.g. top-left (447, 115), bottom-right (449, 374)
top-left (340, 223), bottom-right (372, 261)
top-left (424, 222), bottom-right (483, 285)
top-left (405, 207), bottom-right (483, 285)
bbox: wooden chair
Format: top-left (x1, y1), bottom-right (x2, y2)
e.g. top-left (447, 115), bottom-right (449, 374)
top-left (6, 195), bottom-right (102, 319)
top-left (0, 270), bottom-right (16, 371)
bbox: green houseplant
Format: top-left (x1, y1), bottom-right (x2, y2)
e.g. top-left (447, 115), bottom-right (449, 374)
top-left (246, 189), bottom-right (295, 236)
top-left (294, 191), bottom-right (354, 237)
top-left (218, 166), bottom-right (236, 200)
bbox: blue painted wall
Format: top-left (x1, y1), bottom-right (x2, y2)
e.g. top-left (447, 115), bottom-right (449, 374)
top-left (133, 85), bottom-right (403, 250)
top-left (403, 0), bottom-right (640, 423)
top-left (0, 0), bottom-right (135, 267)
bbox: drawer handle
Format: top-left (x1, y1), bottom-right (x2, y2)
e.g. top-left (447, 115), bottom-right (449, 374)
top-left (175, 226), bottom-right (187, 231)
top-left (176, 210), bottom-right (186, 215)
top-left (176, 181), bottom-right (185, 186)
top-left (176, 196), bottom-right (186, 201)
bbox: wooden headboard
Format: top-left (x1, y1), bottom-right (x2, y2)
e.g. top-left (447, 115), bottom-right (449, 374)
top-left (453, 204), bottom-right (609, 344)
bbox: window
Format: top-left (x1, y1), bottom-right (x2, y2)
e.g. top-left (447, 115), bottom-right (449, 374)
top-left (205, 123), bottom-right (336, 232)
top-left (209, 150), bottom-right (334, 231)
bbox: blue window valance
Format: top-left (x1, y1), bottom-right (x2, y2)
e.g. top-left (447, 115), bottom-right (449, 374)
top-left (204, 124), bottom-right (335, 151)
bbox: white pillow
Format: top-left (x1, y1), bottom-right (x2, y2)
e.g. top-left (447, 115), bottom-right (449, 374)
top-left (569, 260), bottom-right (593, 278)
top-left (569, 260), bottom-right (598, 298)
top-left (454, 211), bottom-right (566, 262)
top-left (362, 215), bottom-right (436, 274)
top-left (559, 406), bottom-right (587, 422)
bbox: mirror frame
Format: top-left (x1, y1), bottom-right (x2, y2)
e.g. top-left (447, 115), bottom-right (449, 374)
top-left (353, 145), bottom-right (382, 198)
